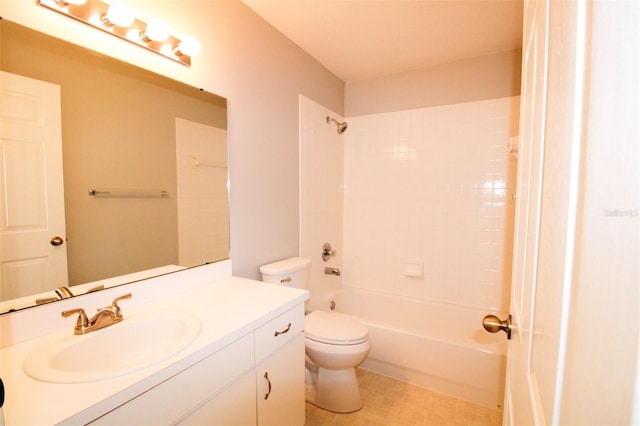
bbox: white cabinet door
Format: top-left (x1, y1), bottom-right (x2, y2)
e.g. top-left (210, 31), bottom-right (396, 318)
top-left (179, 371), bottom-right (256, 426)
top-left (90, 334), bottom-right (254, 425)
top-left (257, 334), bottom-right (305, 426)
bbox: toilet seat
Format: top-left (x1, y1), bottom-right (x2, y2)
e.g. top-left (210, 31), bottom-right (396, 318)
top-left (305, 310), bottom-right (368, 345)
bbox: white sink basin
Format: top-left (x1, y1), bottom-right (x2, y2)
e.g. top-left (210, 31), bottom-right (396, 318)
top-left (24, 310), bottom-right (201, 383)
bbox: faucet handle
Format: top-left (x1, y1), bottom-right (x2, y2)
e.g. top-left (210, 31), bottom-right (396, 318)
top-left (61, 308), bottom-right (90, 331)
top-left (110, 293), bottom-right (132, 317)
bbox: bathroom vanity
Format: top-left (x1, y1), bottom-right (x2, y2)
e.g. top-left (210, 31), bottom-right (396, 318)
top-left (0, 260), bottom-right (308, 425)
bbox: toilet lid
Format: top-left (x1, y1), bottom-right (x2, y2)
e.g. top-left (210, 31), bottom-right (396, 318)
top-left (305, 310), bottom-right (368, 345)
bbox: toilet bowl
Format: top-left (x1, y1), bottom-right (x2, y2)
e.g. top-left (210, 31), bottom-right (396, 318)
top-left (260, 257), bottom-right (370, 413)
top-left (304, 310), bottom-right (370, 413)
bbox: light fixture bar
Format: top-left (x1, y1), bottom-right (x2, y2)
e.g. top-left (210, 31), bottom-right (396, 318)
top-left (38, 0), bottom-right (198, 66)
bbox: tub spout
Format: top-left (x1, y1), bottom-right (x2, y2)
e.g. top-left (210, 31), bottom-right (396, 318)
top-left (324, 267), bottom-right (341, 276)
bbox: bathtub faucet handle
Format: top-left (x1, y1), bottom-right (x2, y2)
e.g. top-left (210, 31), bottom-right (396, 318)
top-left (322, 242), bottom-right (336, 262)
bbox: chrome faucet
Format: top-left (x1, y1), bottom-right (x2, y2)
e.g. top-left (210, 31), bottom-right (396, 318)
top-left (62, 293), bottom-right (132, 335)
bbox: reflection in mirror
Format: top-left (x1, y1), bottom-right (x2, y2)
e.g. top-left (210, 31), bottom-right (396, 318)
top-left (0, 20), bottom-right (229, 313)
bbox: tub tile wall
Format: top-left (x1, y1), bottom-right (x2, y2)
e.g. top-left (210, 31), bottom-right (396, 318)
top-left (343, 97), bottom-right (519, 311)
top-left (175, 119), bottom-right (229, 266)
top-left (299, 95), bottom-right (344, 310)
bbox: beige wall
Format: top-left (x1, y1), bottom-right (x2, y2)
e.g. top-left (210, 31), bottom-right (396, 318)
top-left (345, 49), bottom-right (521, 116)
top-left (1, 0), bottom-right (345, 280)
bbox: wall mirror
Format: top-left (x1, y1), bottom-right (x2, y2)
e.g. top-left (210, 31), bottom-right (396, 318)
top-left (0, 19), bottom-right (229, 314)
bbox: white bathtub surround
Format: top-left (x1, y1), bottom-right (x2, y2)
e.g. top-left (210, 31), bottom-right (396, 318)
top-left (175, 119), bottom-right (229, 267)
top-left (343, 97), bottom-right (519, 312)
top-left (329, 288), bottom-right (506, 409)
top-left (300, 96), bottom-right (518, 408)
top-left (299, 95), bottom-right (345, 311)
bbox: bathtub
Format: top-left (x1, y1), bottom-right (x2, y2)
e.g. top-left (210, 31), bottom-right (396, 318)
top-left (328, 288), bottom-right (507, 409)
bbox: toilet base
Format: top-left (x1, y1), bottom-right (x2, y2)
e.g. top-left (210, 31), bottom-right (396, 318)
top-left (305, 366), bottom-right (363, 413)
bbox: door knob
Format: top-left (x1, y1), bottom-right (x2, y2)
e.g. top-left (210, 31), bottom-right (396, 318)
top-left (482, 314), bottom-right (512, 339)
top-left (50, 236), bottom-right (65, 246)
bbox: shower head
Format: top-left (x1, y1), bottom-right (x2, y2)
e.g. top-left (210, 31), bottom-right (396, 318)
top-left (326, 116), bottom-right (348, 134)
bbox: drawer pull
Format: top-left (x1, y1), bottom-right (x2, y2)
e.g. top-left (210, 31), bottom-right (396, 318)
top-left (264, 372), bottom-right (271, 400)
top-left (274, 322), bottom-right (292, 337)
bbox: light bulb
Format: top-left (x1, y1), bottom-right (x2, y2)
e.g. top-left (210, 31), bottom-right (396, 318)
top-left (142, 19), bottom-right (170, 42)
top-left (177, 36), bottom-right (202, 57)
top-left (104, 1), bottom-right (135, 28)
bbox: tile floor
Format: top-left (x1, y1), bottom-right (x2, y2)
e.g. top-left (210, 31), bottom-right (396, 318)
top-left (305, 369), bottom-right (503, 426)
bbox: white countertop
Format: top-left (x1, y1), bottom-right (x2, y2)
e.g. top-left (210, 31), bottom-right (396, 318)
top-left (0, 273), bottom-right (308, 425)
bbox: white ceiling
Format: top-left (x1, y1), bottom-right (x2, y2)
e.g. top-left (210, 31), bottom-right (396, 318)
top-left (242, 0), bottom-right (524, 83)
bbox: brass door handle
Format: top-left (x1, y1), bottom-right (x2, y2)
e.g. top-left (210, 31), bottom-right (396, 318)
top-left (482, 314), bottom-right (512, 339)
top-left (50, 236), bottom-right (64, 246)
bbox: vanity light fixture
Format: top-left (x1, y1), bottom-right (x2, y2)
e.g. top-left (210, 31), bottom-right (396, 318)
top-left (176, 36), bottom-right (202, 57)
top-left (37, 0), bottom-right (201, 66)
top-left (140, 18), bottom-right (170, 42)
top-left (101, 0), bottom-right (135, 28)
top-left (55, 0), bottom-right (88, 5)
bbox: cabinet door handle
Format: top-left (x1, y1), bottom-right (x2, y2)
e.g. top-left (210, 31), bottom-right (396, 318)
top-left (274, 322), bottom-right (291, 337)
top-left (264, 372), bottom-right (271, 400)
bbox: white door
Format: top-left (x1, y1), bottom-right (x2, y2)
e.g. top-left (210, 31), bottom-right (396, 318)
top-left (502, 0), bottom-right (550, 423)
top-left (0, 71), bottom-right (68, 300)
top-left (501, 1), bottom-right (640, 425)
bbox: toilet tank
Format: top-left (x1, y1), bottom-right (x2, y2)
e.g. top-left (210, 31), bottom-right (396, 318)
top-left (259, 257), bottom-right (311, 290)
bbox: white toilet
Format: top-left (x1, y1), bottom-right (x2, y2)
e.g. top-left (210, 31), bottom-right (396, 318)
top-left (260, 257), bottom-right (370, 413)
